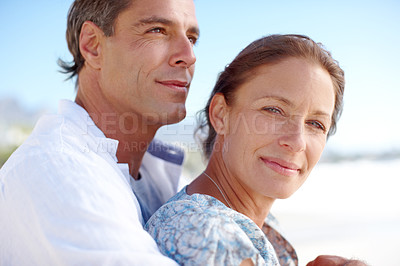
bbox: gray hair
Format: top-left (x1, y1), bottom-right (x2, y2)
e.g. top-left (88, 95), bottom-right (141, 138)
top-left (58, 0), bottom-right (132, 86)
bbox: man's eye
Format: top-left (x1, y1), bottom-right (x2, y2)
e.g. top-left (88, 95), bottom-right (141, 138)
top-left (148, 27), bottom-right (165, 34)
top-left (188, 36), bottom-right (198, 45)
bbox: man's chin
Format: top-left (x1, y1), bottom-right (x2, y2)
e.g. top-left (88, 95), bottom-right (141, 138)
top-left (162, 109), bottom-right (187, 125)
top-left (143, 108), bottom-right (186, 126)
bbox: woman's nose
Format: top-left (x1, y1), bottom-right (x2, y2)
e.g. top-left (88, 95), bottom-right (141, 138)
top-left (277, 118), bottom-right (306, 153)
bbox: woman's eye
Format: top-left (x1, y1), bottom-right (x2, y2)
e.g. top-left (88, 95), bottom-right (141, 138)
top-left (307, 120), bottom-right (326, 132)
top-left (263, 107), bottom-right (282, 115)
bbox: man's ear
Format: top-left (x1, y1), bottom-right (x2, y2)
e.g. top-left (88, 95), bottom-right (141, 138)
top-left (209, 93), bottom-right (229, 135)
top-left (79, 21), bottom-right (104, 70)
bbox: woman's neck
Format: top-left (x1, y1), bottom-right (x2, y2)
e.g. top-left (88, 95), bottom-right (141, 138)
top-left (187, 153), bottom-right (275, 228)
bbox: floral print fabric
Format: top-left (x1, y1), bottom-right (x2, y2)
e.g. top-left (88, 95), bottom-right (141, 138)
top-left (145, 187), bottom-right (290, 265)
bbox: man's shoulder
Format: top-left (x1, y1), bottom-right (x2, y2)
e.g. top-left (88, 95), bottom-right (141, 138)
top-left (146, 139), bottom-right (185, 166)
top-left (0, 109), bottom-right (117, 182)
top-left (4, 112), bottom-right (88, 159)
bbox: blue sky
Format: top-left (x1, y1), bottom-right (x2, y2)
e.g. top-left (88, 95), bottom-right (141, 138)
top-left (1, 0), bottom-right (399, 152)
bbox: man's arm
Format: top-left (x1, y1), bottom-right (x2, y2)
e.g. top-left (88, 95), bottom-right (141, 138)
top-left (0, 150), bottom-right (178, 265)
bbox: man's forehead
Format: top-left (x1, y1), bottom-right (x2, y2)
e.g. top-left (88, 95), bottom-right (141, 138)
top-left (123, 0), bottom-right (198, 30)
top-left (130, 0), bottom-right (197, 18)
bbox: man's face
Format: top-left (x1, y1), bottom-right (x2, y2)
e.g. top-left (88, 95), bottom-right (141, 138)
top-left (98, 0), bottom-right (199, 126)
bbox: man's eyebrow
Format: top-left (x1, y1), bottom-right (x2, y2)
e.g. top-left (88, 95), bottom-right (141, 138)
top-left (188, 26), bottom-right (200, 37)
top-left (135, 16), bottom-right (200, 37)
top-left (136, 16), bottom-right (173, 27)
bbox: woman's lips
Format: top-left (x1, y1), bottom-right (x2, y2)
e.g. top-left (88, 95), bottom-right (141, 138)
top-left (261, 157), bottom-right (300, 177)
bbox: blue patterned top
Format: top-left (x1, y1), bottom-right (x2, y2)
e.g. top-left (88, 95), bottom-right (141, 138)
top-left (145, 187), bottom-right (280, 265)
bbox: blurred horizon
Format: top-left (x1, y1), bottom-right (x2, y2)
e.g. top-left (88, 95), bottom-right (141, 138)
top-left (1, 96), bottom-right (399, 159)
top-left (1, 0), bottom-right (399, 155)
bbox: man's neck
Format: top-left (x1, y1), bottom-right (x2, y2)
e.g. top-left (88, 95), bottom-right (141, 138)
top-left (75, 90), bottom-right (159, 179)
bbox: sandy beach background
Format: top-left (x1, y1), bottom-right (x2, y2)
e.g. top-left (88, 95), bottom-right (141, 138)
top-left (271, 159), bottom-right (400, 266)
top-left (182, 154), bottom-right (400, 266)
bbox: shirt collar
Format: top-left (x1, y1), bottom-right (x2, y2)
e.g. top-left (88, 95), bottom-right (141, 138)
top-left (58, 99), bottom-right (119, 162)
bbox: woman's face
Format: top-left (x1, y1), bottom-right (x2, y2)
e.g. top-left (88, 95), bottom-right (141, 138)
top-left (219, 57), bottom-right (335, 199)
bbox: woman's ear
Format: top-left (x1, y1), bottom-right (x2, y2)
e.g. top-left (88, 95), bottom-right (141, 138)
top-left (79, 21), bottom-right (104, 70)
top-left (209, 93), bottom-right (229, 135)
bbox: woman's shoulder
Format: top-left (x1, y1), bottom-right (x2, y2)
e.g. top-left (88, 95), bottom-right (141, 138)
top-left (145, 187), bottom-right (235, 231)
top-left (144, 188), bottom-right (274, 265)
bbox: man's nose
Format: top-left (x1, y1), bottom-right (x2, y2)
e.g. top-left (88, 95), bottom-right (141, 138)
top-left (168, 35), bottom-right (196, 69)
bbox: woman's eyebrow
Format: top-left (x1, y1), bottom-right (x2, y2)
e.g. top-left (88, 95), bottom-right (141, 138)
top-left (311, 110), bottom-right (332, 119)
top-left (260, 95), bottom-right (294, 107)
top-left (261, 95), bottom-right (332, 117)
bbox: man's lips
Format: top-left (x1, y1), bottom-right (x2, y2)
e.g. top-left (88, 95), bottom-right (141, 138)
top-left (261, 157), bottom-right (301, 177)
top-left (156, 80), bottom-right (190, 92)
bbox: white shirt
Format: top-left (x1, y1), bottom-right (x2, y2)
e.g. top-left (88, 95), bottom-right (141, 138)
top-left (0, 100), bottom-right (182, 265)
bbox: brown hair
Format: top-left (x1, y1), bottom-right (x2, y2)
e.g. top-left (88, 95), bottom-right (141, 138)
top-left (58, 0), bottom-right (132, 85)
top-left (196, 34), bottom-right (345, 159)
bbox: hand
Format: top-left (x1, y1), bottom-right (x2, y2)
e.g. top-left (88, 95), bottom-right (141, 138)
top-left (239, 258), bottom-right (254, 266)
top-left (306, 255), bottom-right (368, 266)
